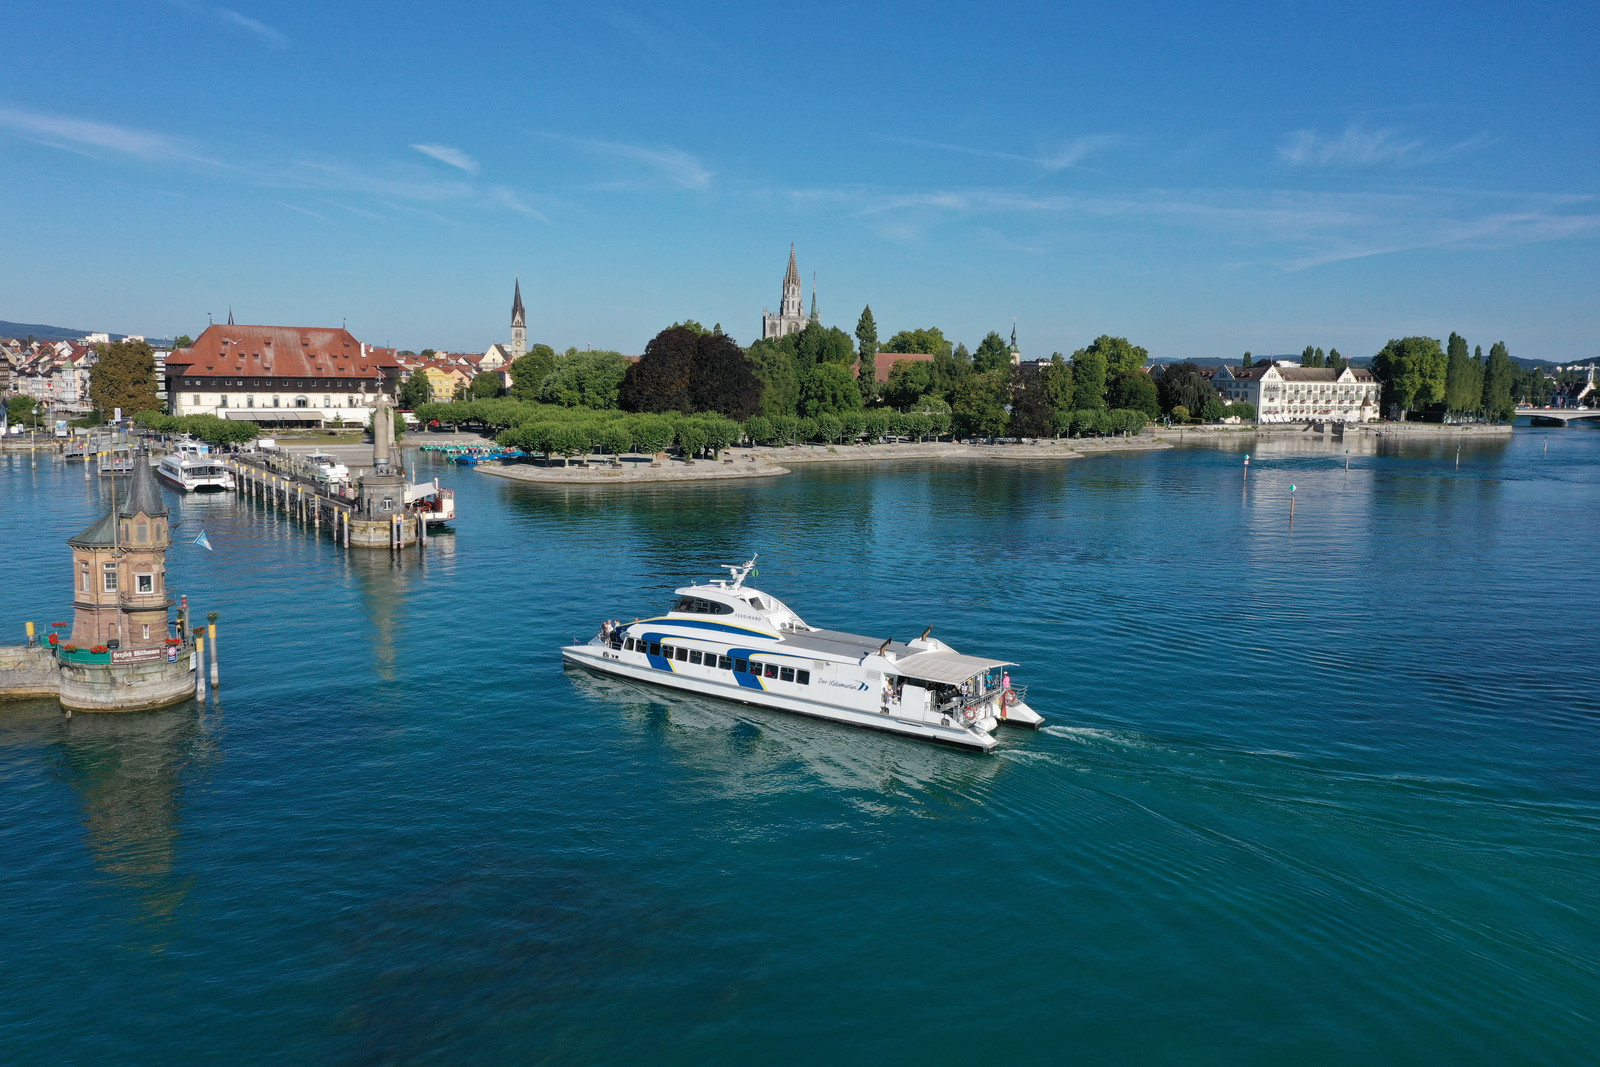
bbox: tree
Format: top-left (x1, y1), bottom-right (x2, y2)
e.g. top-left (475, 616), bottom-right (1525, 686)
top-left (7, 394), bottom-right (44, 429)
top-left (1008, 364), bottom-right (1055, 438)
top-left (1372, 336), bottom-right (1447, 415)
top-left (798, 362), bottom-right (863, 418)
top-left (621, 326), bottom-right (762, 420)
top-left (882, 359), bottom-right (936, 408)
top-left (973, 331), bottom-right (1012, 375)
top-left (1327, 348), bottom-right (1347, 373)
top-left (1070, 346), bottom-right (1108, 410)
top-left (1482, 341), bottom-right (1516, 421)
top-left (883, 327), bottom-right (952, 359)
top-left (950, 369), bottom-right (1010, 439)
top-left (1241, 350), bottom-right (1253, 369)
top-left (855, 306), bottom-right (878, 398)
top-left (509, 344), bottom-right (557, 401)
top-left (1106, 370), bottom-right (1160, 418)
top-left (172, 335), bottom-right (193, 349)
top-left (1443, 332), bottom-right (1482, 413)
top-left (745, 338), bottom-right (799, 416)
top-left (1155, 363), bottom-right (1219, 416)
top-left (470, 370), bottom-right (505, 399)
top-left (1043, 356), bottom-right (1073, 419)
top-left (792, 322), bottom-right (855, 367)
top-left (398, 371), bottom-right (432, 409)
top-left (1077, 335), bottom-right (1149, 379)
top-left (597, 420), bottom-right (635, 459)
top-left (540, 350), bottom-right (630, 409)
top-left (89, 339), bottom-right (162, 418)
top-left (1301, 345), bottom-right (1320, 368)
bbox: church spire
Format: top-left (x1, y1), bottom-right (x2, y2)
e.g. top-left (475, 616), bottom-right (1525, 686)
top-left (227, 306), bottom-right (234, 326)
top-left (785, 244), bottom-right (800, 289)
top-left (809, 272), bottom-right (819, 323)
top-left (509, 275), bottom-right (527, 360)
top-left (511, 276), bottom-right (526, 329)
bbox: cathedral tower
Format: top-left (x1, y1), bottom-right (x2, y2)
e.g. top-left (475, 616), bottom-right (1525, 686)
top-left (762, 244), bottom-right (809, 339)
top-left (510, 277), bottom-right (526, 361)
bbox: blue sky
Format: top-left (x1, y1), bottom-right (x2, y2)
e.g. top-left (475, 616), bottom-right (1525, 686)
top-left (1, 1), bottom-right (1596, 361)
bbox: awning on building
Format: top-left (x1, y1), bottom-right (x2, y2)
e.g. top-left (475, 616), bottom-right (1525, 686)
top-left (224, 411), bottom-right (325, 422)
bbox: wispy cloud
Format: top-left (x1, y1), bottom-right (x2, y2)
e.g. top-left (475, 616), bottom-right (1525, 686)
top-left (781, 183), bottom-right (1600, 270)
top-left (268, 200), bottom-right (331, 222)
top-left (551, 134), bottom-right (713, 190)
top-left (488, 185), bottom-right (549, 222)
top-left (161, 0), bottom-right (288, 48)
top-left (1279, 125), bottom-right (1422, 167)
top-left (888, 134), bottom-right (1126, 171)
top-left (0, 103), bottom-right (214, 163)
top-left (411, 143), bottom-right (480, 175)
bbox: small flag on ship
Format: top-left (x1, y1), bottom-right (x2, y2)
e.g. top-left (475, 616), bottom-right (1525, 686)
top-left (193, 528), bottom-right (213, 551)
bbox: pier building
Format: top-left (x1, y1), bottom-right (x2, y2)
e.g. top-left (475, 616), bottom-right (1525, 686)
top-left (165, 324), bottom-right (401, 427)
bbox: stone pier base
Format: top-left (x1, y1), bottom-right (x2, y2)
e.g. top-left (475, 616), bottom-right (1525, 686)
top-left (0, 645), bottom-right (61, 699)
top-left (57, 657), bottom-right (195, 712)
top-left (349, 515), bottom-right (418, 548)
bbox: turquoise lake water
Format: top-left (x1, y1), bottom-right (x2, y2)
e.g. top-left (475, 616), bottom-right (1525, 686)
top-left (2, 430), bottom-right (1598, 1063)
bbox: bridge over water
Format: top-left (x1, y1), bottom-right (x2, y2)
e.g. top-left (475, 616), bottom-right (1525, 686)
top-left (1515, 406), bottom-right (1600, 425)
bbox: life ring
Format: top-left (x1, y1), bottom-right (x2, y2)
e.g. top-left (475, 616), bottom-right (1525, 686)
top-left (962, 706), bottom-right (977, 723)
top-left (1003, 688), bottom-right (1018, 706)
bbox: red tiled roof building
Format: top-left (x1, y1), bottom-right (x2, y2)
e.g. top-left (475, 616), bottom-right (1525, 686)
top-left (164, 324), bottom-right (401, 426)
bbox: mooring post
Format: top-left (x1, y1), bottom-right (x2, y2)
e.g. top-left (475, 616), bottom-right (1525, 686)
top-left (194, 635), bottom-right (206, 700)
top-left (207, 612), bottom-right (219, 686)
top-left (25, 620), bottom-right (36, 646)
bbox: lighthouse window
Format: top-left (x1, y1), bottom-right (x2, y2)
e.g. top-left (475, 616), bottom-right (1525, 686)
top-left (137, 574), bottom-right (153, 593)
top-left (80, 562), bottom-right (89, 592)
top-left (103, 564), bottom-right (118, 592)
top-left (136, 523), bottom-right (148, 543)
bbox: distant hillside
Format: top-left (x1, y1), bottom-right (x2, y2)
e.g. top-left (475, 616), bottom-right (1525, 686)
top-left (0, 319), bottom-right (119, 343)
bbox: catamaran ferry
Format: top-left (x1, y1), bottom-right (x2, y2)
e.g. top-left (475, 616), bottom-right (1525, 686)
top-left (561, 557), bottom-right (1043, 751)
top-left (156, 442), bottom-right (235, 493)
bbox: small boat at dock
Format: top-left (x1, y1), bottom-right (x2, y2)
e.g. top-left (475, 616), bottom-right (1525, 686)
top-left (561, 556), bottom-right (1042, 751)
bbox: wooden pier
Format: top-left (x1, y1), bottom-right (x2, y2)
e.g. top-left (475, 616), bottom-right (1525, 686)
top-left (225, 454), bottom-right (422, 550)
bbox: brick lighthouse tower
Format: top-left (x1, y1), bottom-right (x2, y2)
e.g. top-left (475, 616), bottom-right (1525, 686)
top-left (56, 450), bottom-right (196, 711)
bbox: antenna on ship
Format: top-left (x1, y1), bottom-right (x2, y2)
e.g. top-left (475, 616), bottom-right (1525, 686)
top-left (721, 554), bottom-right (759, 589)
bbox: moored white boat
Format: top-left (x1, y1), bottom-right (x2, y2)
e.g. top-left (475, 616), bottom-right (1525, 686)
top-left (303, 450), bottom-right (350, 488)
top-left (561, 557), bottom-right (1043, 752)
top-left (156, 442), bottom-right (235, 493)
top-left (405, 477), bottom-right (456, 527)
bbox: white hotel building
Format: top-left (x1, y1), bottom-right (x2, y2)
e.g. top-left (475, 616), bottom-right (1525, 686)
top-left (164, 324), bottom-right (400, 426)
top-left (1213, 362), bottom-right (1382, 423)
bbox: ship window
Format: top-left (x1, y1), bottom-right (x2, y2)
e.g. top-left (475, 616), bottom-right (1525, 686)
top-left (623, 638), bottom-right (634, 651)
top-left (763, 663), bottom-right (778, 679)
top-left (718, 656), bottom-right (731, 670)
top-left (733, 658), bottom-right (747, 673)
top-left (675, 647), bottom-right (688, 662)
top-left (137, 574), bottom-right (153, 593)
top-left (649, 642), bottom-right (661, 657)
top-left (673, 596), bottom-right (733, 615)
top-left (747, 597), bottom-right (766, 610)
top-left (688, 650), bottom-right (703, 665)
top-left (660, 644), bottom-right (673, 658)
top-left (797, 670), bottom-right (810, 685)
top-left (780, 666), bottom-right (795, 683)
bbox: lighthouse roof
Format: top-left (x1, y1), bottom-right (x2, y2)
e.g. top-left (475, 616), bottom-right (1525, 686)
top-left (68, 511), bottom-right (119, 549)
top-left (120, 448), bottom-right (167, 520)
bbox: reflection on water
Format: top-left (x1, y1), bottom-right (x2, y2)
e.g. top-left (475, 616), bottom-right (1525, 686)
top-left (48, 702), bottom-right (212, 935)
top-left (566, 667), bottom-right (1006, 811)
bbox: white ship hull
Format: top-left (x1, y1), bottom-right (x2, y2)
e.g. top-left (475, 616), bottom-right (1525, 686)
top-left (156, 456), bottom-right (235, 493)
top-left (562, 643), bottom-right (1006, 751)
top-left (564, 557), bottom-right (1043, 754)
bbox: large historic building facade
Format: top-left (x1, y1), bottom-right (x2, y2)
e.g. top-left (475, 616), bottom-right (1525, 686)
top-left (762, 245), bottom-right (813, 339)
top-left (165, 324), bottom-right (401, 426)
top-left (1213, 362), bottom-right (1381, 423)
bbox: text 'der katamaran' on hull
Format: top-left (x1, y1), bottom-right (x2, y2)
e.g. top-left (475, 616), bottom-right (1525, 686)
top-left (561, 556), bottom-right (1042, 751)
